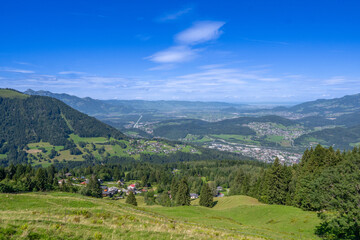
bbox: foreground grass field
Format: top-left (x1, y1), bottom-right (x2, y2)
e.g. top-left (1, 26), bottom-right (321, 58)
top-left (147, 196), bottom-right (321, 240)
top-left (0, 193), bottom-right (320, 239)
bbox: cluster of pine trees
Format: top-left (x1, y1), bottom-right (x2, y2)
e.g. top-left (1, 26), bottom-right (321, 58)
top-left (233, 145), bottom-right (359, 239)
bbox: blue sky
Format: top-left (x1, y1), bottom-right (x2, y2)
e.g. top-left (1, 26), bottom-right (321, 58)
top-left (1, 0), bottom-right (360, 102)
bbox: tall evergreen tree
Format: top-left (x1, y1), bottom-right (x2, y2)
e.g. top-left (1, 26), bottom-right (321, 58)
top-left (35, 168), bottom-right (47, 191)
top-left (263, 157), bottom-right (288, 205)
top-left (85, 175), bottom-right (102, 198)
top-left (199, 183), bottom-right (213, 208)
top-left (170, 178), bottom-right (178, 200)
top-left (176, 177), bottom-right (190, 206)
top-left (126, 191), bottom-right (137, 206)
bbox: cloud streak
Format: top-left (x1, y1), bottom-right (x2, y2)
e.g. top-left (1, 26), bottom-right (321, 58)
top-left (175, 21), bottom-right (225, 45)
top-left (146, 46), bottom-right (197, 63)
top-left (0, 68), bottom-right (35, 74)
top-left (147, 21), bottom-right (225, 66)
top-left (159, 7), bottom-right (192, 21)
top-left (58, 71), bottom-right (86, 75)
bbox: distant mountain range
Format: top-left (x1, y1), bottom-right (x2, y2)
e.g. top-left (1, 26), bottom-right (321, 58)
top-left (273, 93), bottom-right (360, 116)
top-left (24, 89), bottom-right (133, 116)
top-left (24, 89), bottom-right (247, 115)
top-left (23, 89), bottom-right (360, 150)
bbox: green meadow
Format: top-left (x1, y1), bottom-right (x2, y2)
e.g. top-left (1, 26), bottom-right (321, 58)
top-left (0, 193), bottom-right (321, 240)
top-left (0, 192), bottom-right (270, 240)
top-left (120, 195), bottom-right (320, 240)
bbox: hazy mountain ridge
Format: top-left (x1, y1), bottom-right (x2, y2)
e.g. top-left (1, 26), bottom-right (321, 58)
top-left (22, 89), bottom-right (360, 152)
top-left (25, 89), bottom-right (247, 114)
top-left (279, 93), bottom-right (360, 116)
top-left (24, 89), bottom-right (133, 116)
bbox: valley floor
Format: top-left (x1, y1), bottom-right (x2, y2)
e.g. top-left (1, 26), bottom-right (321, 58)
top-left (0, 192), bottom-right (320, 239)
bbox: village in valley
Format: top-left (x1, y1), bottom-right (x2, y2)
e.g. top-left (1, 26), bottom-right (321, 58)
top-left (58, 172), bottom-right (226, 200)
top-left (208, 142), bottom-right (302, 164)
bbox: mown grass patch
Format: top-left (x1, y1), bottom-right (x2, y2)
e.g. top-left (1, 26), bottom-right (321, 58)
top-left (69, 134), bottom-right (108, 144)
top-left (265, 135), bottom-right (284, 143)
top-left (27, 142), bottom-right (64, 152)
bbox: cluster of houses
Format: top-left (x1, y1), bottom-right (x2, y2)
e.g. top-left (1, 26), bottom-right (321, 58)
top-left (125, 140), bottom-right (198, 155)
top-left (59, 173), bottom-right (226, 199)
top-left (190, 186), bottom-right (224, 199)
top-left (101, 182), bottom-right (149, 197)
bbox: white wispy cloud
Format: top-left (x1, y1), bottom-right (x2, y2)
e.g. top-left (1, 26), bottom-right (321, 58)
top-left (175, 21), bottom-right (225, 45)
top-left (159, 7), bottom-right (192, 21)
top-left (0, 68), bottom-right (35, 74)
top-left (58, 71), bottom-right (86, 75)
top-left (322, 76), bottom-right (348, 85)
top-left (147, 21), bottom-right (225, 67)
top-left (146, 46), bottom-right (198, 63)
top-left (148, 64), bottom-right (175, 71)
top-left (13, 61), bottom-right (36, 66)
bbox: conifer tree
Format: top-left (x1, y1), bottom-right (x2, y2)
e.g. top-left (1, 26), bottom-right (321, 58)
top-left (199, 183), bottom-right (213, 207)
top-left (170, 178), bottom-right (178, 200)
top-left (263, 157), bottom-right (288, 205)
top-left (158, 193), bottom-right (171, 207)
top-left (126, 191), bottom-right (137, 206)
top-left (176, 177), bottom-right (190, 206)
top-left (35, 168), bottom-right (47, 191)
top-left (86, 175), bottom-right (102, 198)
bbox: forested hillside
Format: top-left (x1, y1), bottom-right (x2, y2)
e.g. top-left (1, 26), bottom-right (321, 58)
top-left (295, 125), bottom-right (360, 149)
top-left (284, 93), bottom-right (360, 115)
top-left (0, 89), bottom-right (125, 165)
top-left (153, 115), bottom-right (296, 140)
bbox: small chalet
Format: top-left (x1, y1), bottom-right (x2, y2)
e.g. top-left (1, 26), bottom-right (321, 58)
top-left (65, 173), bottom-right (72, 178)
top-left (127, 184), bottom-right (136, 191)
top-left (108, 187), bottom-right (119, 194)
top-left (101, 186), bottom-right (110, 197)
top-left (190, 193), bottom-right (199, 199)
top-left (58, 179), bottom-right (66, 185)
top-left (80, 179), bottom-right (89, 185)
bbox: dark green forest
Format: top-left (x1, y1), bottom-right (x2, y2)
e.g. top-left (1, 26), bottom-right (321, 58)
top-left (0, 90), bottom-right (126, 165)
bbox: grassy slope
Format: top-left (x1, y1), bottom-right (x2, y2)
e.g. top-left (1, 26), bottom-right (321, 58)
top-left (0, 89), bottom-right (29, 99)
top-left (145, 196), bottom-right (321, 240)
top-left (0, 193), bottom-right (264, 240)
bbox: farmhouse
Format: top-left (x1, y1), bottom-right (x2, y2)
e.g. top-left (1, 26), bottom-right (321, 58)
top-left (58, 179), bottom-right (66, 185)
top-left (190, 193), bottom-right (199, 199)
